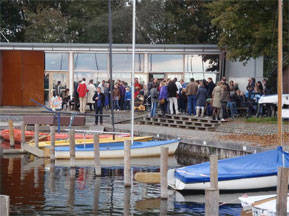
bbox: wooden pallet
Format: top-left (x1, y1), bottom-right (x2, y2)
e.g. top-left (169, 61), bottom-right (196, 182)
top-left (138, 114), bottom-right (221, 131)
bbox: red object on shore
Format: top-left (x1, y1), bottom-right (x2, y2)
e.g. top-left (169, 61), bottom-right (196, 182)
top-left (0, 129), bottom-right (129, 143)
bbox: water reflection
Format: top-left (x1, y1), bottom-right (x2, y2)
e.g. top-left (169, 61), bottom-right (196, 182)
top-left (67, 168), bottom-right (75, 212)
top-left (0, 156), bottom-right (243, 216)
top-left (49, 161), bottom-right (55, 192)
top-left (123, 187), bottom-right (130, 216)
top-left (93, 177), bottom-right (100, 214)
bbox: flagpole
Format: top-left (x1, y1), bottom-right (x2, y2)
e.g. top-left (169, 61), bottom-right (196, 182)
top-left (131, 0), bottom-right (136, 145)
top-left (277, 0), bottom-right (283, 148)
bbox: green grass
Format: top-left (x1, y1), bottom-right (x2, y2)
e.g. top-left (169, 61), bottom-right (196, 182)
top-left (243, 117), bottom-right (289, 124)
top-left (244, 117), bottom-right (278, 124)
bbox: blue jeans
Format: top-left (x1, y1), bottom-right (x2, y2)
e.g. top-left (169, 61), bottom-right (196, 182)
top-left (187, 95), bottom-right (197, 115)
top-left (113, 100), bottom-right (120, 110)
top-left (227, 101), bottom-right (237, 118)
top-left (150, 101), bottom-right (158, 117)
top-left (124, 100), bottom-right (131, 110)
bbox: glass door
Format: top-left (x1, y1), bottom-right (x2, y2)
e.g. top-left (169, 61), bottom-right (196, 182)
top-left (48, 72), bottom-right (69, 103)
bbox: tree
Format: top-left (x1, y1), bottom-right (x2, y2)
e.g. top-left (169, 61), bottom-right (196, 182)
top-left (207, 0), bottom-right (289, 91)
top-left (24, 7), bottom-right (70, 42)
top-left (207, 0), bottom-right (289, 62)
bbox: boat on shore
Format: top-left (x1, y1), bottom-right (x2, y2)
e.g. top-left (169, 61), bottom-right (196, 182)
top-left (168, 146), bottom-right (289, 191)
top-left (0, 129), bottom-right (130, 143)
top-left (43, 139), bottom-right (179, 159)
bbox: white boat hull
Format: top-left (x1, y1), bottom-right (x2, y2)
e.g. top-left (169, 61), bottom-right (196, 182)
top-left (168, 169), bottom-right (278, 191)
top-left (54, 141), bottom-right (179, 159)
top-left (240, 194), bottom-right (289, 216)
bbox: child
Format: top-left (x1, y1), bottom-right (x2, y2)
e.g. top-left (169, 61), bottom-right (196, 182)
top-left (124, 87), bottom-right (131, 110)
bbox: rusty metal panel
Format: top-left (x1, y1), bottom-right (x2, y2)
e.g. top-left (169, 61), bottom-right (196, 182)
top-left (1, 51), bottom-right (44, 106)
top-left (22, 51), bottom-right (44, 106)
top-left (1, 51), bottom-right (22, 106)
top-left (23, 115), bottom-right (86, 126)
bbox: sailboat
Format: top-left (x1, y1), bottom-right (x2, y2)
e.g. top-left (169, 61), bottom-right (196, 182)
top-left (168, 0), bottom-right (287, 192)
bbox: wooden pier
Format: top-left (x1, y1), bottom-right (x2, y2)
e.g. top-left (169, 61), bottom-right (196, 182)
top-left (138, 114), bottom-right (221, 131)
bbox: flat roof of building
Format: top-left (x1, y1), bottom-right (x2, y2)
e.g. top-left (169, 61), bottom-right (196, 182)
top-left (0, 42), bottom-right (221, 54)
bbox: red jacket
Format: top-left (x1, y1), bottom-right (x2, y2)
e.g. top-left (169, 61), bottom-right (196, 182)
top-left (77, 82), bottom-right (88, 98)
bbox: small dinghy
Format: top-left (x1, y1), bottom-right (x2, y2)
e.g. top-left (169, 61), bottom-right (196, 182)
top-left (44, 139), bottom-right (179, 159)
top-left (168, 146), bottom-right (289, 191)
top-left (0, 129), bottom-right (129, 143)
top-left (239, 194), bottom-right (289, 216)
top-left (36, 136), bottom-right (152, 148)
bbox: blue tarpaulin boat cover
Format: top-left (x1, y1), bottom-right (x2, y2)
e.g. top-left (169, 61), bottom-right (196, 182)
top-left (175, 147), bottom-right (289, 184)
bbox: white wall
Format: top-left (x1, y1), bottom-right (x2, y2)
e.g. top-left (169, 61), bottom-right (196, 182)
top-left (225, 57), bottom-right (263, 92)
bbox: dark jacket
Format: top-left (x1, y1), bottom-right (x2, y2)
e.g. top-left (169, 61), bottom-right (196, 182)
top-left (196, 86), bottom-right (208, 106)
top-left (93, 92), bottom-right (105, 107)
top-left (207, 81), bottom-right (215, 98)
top-left (150, 87), bottom-right (159, 103)
top-left (167, 81), bottom-right (178, 97)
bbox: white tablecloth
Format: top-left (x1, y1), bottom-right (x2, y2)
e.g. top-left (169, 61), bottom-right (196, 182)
top-left (258, 94), bottom-right (289, 105)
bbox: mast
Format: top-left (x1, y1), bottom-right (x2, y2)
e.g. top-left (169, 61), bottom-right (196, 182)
top-left (108, 0), bottom-right (115, 137)
top-left (131, 0), bottom-right (136, 144)
top-left (277, 0), bottom-right (283, 147)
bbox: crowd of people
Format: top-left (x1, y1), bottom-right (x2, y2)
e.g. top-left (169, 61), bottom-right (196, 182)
top-left (51, 76), bottom-right (272, 125)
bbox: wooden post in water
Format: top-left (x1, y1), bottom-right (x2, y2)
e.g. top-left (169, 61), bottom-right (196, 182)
top-left (94, 134), bottom-right (101, 176)
top-left (93, 177), bottom-right (101, 214)
top-left (49, 160), bottom-right (55, 192)
top-left (123, 187), bottom-right (131, 216)
top-left (21, 122), bottom-right (25, 149)
top-left (160, 199), bottom-right (168, 216)
top-left (124, 140), bottom-right (131, 187)
top-left (160, 147), bottom-right (168, 199)
top-left (205, 155), bottom-right (219, 216)
top-left (69, 129), bottom-right (75, 167)
top-left (50, 126), bottom-right (55, 161)
top-left (276, 167), bottom-right (288, 216)
top-left (34, 123), bottom-right (39, 148)
top-left (68, 167), bottom-right (76, 209)
top-left (0, 195), bottom-right (9, 216)
top-left (8, 120), bottom-right (15, 148)
top-left (210, 155), bottom-right (218, 189)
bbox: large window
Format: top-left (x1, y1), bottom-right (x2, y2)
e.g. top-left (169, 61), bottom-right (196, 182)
top-left (45, 53), bottom-right (68, 71)
top-left (185, 54), bottom-right (219, 82)
top-left (112, 54), bottom-right (144, 72)
top-left (149, 54), bottom-right (183, 72)
top-left (74, 53), bottom-right (107, 71)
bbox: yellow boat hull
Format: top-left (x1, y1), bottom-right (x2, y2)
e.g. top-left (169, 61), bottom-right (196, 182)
top-left (34, 136), bottom-right (153, 148)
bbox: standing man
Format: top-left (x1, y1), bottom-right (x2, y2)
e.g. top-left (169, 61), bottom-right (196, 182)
top-left (167, 79), bottom-right (179, 115)
top-left (186, 78), bottom-right (198, 115)
top-left (93, 87), bottom-right (105, 125)
top-left (77, 78), bottom-right (88, 113)
top-left (55, 81), bottom-right (61, 96)
top-left (87, 79), bottom-right (96, 111)
top-left (98, 80), bottom-right (105, 93)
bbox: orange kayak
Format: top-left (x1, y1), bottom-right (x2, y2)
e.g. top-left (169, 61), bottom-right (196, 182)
top-left (0, 129), bottom-right (129, 143)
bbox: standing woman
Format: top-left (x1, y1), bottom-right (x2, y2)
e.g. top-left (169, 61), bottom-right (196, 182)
top-left (158, 81), bottom-right (168, 117)
top-left (87, 79), bottom-right (96, 111)
top-left (113, 84), bottom-right (120, 111)
top-left (212, 82), bottom-right (222, 120)
top-left (150, 84), bottom-right (159, 117)
top-left (195, 81), bottom-right (208, 117)
top-left (104, 82), bottom-right (110, 110)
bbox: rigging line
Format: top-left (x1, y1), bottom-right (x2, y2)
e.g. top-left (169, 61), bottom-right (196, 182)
top-left (0, 30), bottom-right (9, 43)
